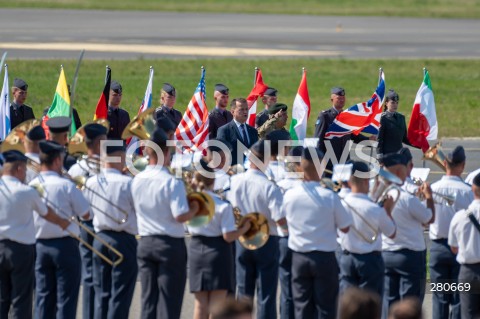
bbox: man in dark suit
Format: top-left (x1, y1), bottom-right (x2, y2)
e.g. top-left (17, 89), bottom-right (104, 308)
top-left (107, 81), bottom-right (131, 140)
top-left (255, 87), bottom-right (278, 128)
top-left (154, 83), bottom-right (182, 128)
top-left (208, 84), bottom-right (232, 139)
top-left (10, 78), bottom-right (35, 129)
top-left (217, 98), bottom-right (258, 166)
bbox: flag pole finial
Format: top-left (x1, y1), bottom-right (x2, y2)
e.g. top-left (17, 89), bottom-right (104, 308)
top-left (60, 64), bottom-right (64, 70)
top-left (149, 66), bottom-right (153, 70)
top-left (302, 67), bottom-right (306, 73)
top-left (423, 67), bottom-right (427, 75)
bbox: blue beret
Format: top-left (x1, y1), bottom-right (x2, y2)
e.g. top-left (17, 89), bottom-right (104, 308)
top-left (1, 150), bottom-right (28, 163)
top-left (382, 152), bottom-right (407, 167)
top-left (214, 84), bottom-right (229, 95)
top-left (27, 125), bottom-right (46, 141)
top-left (446, 146), bottom-right (466, 164)
top-left (13, 78), bottom-right (28, 91)
top-left (398, 147), bottom-right (412, 163)
top-left (302, 147), bottom-right (324, 162)
top-left (39, 140), bottom-right (65, 155)
top-left (83, 123), bottom-right (107, 140)
top-left (150, 128), bottom-right (168, 146)
top-left (156, 114), bottom-right (176, 132)
top-left (264, 87), bottom-right (278, 97)
top-left (386, 89), bottom-right (399, 102)
top-left (268, 103), bottom-right (288, 115)
top-left (331, 87), bottom-right (345, 96)
top-left (473, 173), bottom-right (480, 187)
top-left (110, 81), bottom-right (122, 94)
top-left (162, 83), bottom-right (176, 97)
top-left (46, 116), bottom-right (71, 133)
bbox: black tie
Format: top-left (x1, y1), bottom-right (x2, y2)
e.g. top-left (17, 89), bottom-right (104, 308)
top-left (240, 124), bottom-right (249, 145)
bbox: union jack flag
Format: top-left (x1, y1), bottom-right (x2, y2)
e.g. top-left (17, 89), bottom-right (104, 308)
top-left (325, 69), bottom-right (385, 139)
top-left (175, 67), bottom-right (209, 152)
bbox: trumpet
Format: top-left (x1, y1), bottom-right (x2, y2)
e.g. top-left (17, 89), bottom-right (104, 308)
top-left (410, 177), bottom-right (456, 206)
top-left (341, 199), bottom-right (378, 244)
top-left (233, 207), bottom-right (270, 250)
top-left (369, 168), bottom-right (402, 207)
top-left (31, 183), bottom-right (124, 266)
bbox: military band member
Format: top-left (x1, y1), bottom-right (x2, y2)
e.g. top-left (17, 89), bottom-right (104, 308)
top-left (10, 78), bottom-right (35, 130)
top-left (257, 103), bottom-right (289, 140)
top-left (277, 145), bottom-right (303, 192)
top-left (466, 167), bottom-right (480, 185)
top-left (283, 147), bottom-right (352, 319)
top-left (265, 129), bottom-right (290, 183)
top-left (84, 144), bottom-right (138, 319)
top-left (206, 139), bottom-right (232, 193)
top-left (68, 123), bottom-right (108, 319)
top-left (24, 125), bottom-right (46, 183)
top-left (256, 87), bottom-right (278, 128)
top-left (155, 83), bottom-right (182, 127)
top-left (381, 152), bottom-right (435, 309)
top-left (448, 173), bottom-right (480, 319)
top-left (131, 128), bottom-right (200, 319)
top-left (208, 84), bottom-right (232, 139)
top-left (0, 150), bottom-right (69, 319)
top-left (107, 81), bottom-right (131, 140)
top-left (186, 159), bottom-right (250, 319)
top-left (339, 161), bottom-right (396, 297)
top-left (429, 146), bottom-right (473, 319)
top-left (45, 116), bottom-right (77, 170)
top-left (227, 139), bottom-right (286, 319)
top-left (31, 140), bottom-right (91, 319)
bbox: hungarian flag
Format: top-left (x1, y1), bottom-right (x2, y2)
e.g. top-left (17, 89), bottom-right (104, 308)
top-left (94, 66), bottom-right (111, 120)
top-left (289, 69), bottom-right (310, 140)
top-left (407, 69), bottom-right (438, 152)
top-left (246, 69), bottom-right (269, 127)
top-left (42, 67), bottom-right (75, 137)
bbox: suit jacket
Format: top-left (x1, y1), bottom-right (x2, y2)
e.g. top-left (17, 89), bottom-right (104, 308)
top-left (107, 106), bottom-right (131, 140)
top-left (217, 120), bottom-right (258, 166)
top-left (155, 105), bottom-right (182, 127)
top-left (10, 102), bottom-right (36, 129)
top-left (208, 107), bottom-right (233, 139)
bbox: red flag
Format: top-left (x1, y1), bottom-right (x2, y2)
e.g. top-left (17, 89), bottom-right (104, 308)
top-left (94, 67), bottom-right (111, 120)
top-left (246, 69), bottom-right (268, 127)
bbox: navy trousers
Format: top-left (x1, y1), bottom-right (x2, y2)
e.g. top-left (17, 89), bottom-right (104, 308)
top-left (80, 219), bottom-right (95, 319)
top-left (340, 250), bottom-right (385, 297)
top-left (137, 235), bottom-right (187, 319)
top-left (429, 239), bottom-right (461, 319)
top-left (0, 240), bottom-right (35, 319)
top-left (291, 250), bottom-right (339, 319)
top-left (93, 231), bottom-right (138, 319)
top-left (458, 264), bottom-right (480, 319)
top-left (34, 237), bottom-right (81, 319)
top-left (236, 235), bottom-right (279, 319)
top-left (278, 237), bottom-right (294, 319)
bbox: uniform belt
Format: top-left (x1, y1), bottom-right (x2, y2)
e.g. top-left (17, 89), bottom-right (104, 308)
top-left (432, 238), bottom-right (448, 244)
top-left (343, 249), bottom-right (381, 256)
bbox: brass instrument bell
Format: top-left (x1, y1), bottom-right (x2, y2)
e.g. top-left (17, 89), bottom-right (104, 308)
top-left (1, 119), bottom-right (41, 152)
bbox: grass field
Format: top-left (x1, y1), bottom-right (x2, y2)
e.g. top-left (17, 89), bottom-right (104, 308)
top-left (5, 58), bottom-right (480, 138)
top-left (2, 0), bottom-right (480, 18)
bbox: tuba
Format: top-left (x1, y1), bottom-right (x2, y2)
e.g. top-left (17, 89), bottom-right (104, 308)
top-left (1, 119), bottom-right (42, 152)
top-left (422, 143), bottom-right (446, 172)
top-left (369, 168), bottom-right (402, 207)
top-left (233, 207), bottom-right (270, 250)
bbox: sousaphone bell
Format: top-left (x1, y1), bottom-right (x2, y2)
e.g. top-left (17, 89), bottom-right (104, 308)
top-left (1, 119), bottom-right (42, 152)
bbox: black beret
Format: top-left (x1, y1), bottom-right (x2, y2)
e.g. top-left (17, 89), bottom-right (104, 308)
top-left (288, 146), bottom-right (303, 157)
top-left (351, 161), bottom-right (370, 174)
top-left (162, 83), bottom-right (176, 97)
top-left (264, 87), bottom-right (278, 97)
top-left (382, 152), bottom-right (407, 167)
top-left (386, 89), bottom-right (399, 102)
top-left (27, 125), bottom-right (46, 141)
top-left (13, 78), bottom-right (28, 91)
top-left (331, 87), bottom-right (345, 96)
top-left (214, 83), bottom-right (229, 95)
top-left (268, 103), bottom-right (288, 115)
top-left (250, 139), bottom-right (266, 157)
top-left (156, 115), bottom-right (176, 132)
top-left (472, 173), bottom-right (480, 187)
top-left (46, 116), bottom-right (71, 133)
top-left (39, 140), bottom-right (65, 155)
top-left (105, 143), bottom-right (126, 155)
top-left (446, 146), bottom-right (466, 164)
top-left (302, 147), bottom-right (324, 162)
top-left (1, 150), bottom-right (28, 163)
top-left (150, 128), bottom-right (168, 146)
top-left (84, 123), bottom-right (107, 140)
top-left (398, 147), bottom-right (412, 163)
top-left (265, 129), bottom-right (291, 142)
top-left (110, 81), bottom-right (122, 94)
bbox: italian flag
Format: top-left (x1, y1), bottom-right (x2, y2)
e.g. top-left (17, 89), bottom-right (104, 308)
top-left (407, 69), bottom-right (438, 152)
top-left (246, 69), bottom-right (268, 127)
top-left (289, 69), bottom-right (310, 140)
top-left (42, 67), bottom-right (76, 137)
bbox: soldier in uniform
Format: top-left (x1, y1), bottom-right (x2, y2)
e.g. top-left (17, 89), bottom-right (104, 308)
top-left (465, 167), bottom-right (480, 185)
top-left (156, 114), bottom-right (176, 140)
top-left (206, 139), bottom-right (232, 193)
top-left (314, 87), bottom-right (369, 177)
top-left (31, 140), bottom-right (91, 319)
top-left (155, 83), bottom-right (182, 128)
top-left (24, 125), bottom-right (46, 183)
top-left (10, 78), bottom-right (35, 130)
top-left (256, 87), bottom-right (278, 128)
top-left (448, 173), bottom-right (480, 319)
top-left (257, 103), bottom-right (290, 140)
top-left (107, 81), bottom-right (131, 140)
top-left (45, 116), bottom-right (77, 170)
top-left (0, 150), bottom-right (69, 319)
top-left (208, 84), bottom-right (232, 139)
top-left (429, 146), bottom-right (473, 319)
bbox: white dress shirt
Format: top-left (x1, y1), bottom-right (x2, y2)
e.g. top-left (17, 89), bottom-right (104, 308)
top-left (68, 157), bottom-right (98, 178)
top-left (340, 193), bottom-right (396, 254)
top-left (132, 165), bottom-right (190, 238)
top-left (25, 152), bottom-right (40, 184)
top-left (449, 199), bottom-right (480, 264)
top-left (30, 171), bottom-right (90, 239)
top-left (227, 169), bottom-right (283, 236)
top-left (0, 176), bottom-right (48, 244)
top-left (465, 168), bottom-right (480, 185)
top-left (233, 119), bottom-right (250, 145)
top-left (338, 187), bottom-right (352, 199)
top-left (213, 169), bottom-right (230, 192)
top-left (382, 186), bottom-right (432, 251)
top-left (84, 168), bottom-right (137, 234)
top-left (186, 191), bottom-right (236, 237)
top-left (283, 181), bottom-right (352, 252)
top-left (266, 161), bottom-right (286, 183)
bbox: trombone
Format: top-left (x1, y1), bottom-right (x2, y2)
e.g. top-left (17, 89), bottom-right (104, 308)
top-left (233, 207), bottom-right (270, 250)
top-left (341, 199), bottom-right (378, 244)
top-left (30, 183), bottom-right (124, 267)
top-left (409, 177), bottom-right (456, 206)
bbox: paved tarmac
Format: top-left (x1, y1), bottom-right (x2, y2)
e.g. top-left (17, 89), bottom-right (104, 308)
top-left (1, 9), bottom-right (480, 59)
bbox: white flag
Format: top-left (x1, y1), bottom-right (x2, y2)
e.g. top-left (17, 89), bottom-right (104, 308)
top-left (0, 64), bottom-right (10, 141)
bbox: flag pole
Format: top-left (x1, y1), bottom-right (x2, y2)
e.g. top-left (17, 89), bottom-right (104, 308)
top-left (70, 49), bottom-right (85, 119)
top-left (254, 67), bottom-right (258, 87)
top-left (105, 65), bottom-right (110, 84)
top-left (371, 67), bottom-right (383, 165)
top-left (422, 67), bottom-right (427, 168)
top-left (0, 52), bottom-right (7, 77)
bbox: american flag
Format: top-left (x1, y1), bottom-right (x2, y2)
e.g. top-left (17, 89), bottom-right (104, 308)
top-left (175, 68), bottom-right (209, 152)
top-left (325, 70), bottom-right (385, 139)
